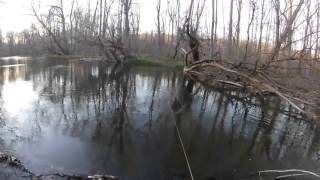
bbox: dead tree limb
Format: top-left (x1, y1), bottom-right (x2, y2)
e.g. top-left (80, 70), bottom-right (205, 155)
top-left (264, 0), bottom-right (305, 69)
top-left (32, 6), bottom-right (70, 55)
top-left (185, 62), bottom-right (305, 113)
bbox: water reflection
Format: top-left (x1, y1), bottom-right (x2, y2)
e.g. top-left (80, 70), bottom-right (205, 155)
top-left (0, 58), bottom-right (319, 179)
top-left (2, 81), bottom-right (38, 116)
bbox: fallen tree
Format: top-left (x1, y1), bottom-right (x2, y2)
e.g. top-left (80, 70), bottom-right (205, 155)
top-left (182, 58), bottom-right (319, 121)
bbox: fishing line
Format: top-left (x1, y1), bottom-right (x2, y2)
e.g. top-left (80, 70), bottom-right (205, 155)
top-left (174, 120), bottom-right (195, 180)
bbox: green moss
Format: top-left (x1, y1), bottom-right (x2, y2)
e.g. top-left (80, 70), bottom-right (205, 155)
top-left (129, 58), bottom-right (162, 66)
top-left (175, 64), bottom-right (185, 71)
top-left (128, 57), bottom-right (185, 70)
top-left (46, 54), bottom-right (186, 70)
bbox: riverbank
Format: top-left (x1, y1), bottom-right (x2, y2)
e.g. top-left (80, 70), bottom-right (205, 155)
top-left (45, 55), bottom-right (185, 70)
top-left (127, 57), bottom-right (185, 70)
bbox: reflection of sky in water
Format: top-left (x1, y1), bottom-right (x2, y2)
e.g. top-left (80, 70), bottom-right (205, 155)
top-left (0, 56), bottom-right (30, 61)
top-left (2, 81), bottom-right (38, 116)
top-left (0, 80), bottom-right (40, 146)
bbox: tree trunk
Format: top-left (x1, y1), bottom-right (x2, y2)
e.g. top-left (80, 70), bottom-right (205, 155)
top-left (267, 0), bottom-right (305, 67)
top-left (235, 0), bottom-right (242, 48)
top-left (156, 0), bottom-right (162, 56)
top-left (257, 0), bottom-right (265, 54)
top-left (227, 0), bottom-right (234, 55)
top-left (315, 1), bottom-right (320, 61)
top-left (275, 0), bottom-right (280, 50)
top-left (210, 0), bottom-right (215, 59)
top-left (123, 0), bottom-right (132, 49)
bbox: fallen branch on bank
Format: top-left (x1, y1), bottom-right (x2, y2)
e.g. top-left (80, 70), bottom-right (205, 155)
top-left (184, 62), bottom-right (305, 114)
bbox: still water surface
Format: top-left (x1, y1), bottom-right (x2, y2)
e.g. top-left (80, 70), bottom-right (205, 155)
top-left (0, 57), bottom-right (319, 179)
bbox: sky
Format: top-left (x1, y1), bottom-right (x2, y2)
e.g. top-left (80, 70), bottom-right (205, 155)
top-left (0, 0), bottom-right (248, 39)
top-left (0, 0), bottom-right (158, 34)
top-left (0, 0), bottom-right (34, 33)
top-left (0, 0), bottom-right (311, 42)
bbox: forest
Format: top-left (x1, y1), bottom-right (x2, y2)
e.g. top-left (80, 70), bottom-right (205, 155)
top-left (0, 0), bottom-right (320, 179)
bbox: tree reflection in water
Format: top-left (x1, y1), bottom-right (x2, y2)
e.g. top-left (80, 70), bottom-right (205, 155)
top-left (0, 58), bottom-right (318, 179)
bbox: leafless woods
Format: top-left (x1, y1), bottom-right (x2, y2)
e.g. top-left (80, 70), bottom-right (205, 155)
top-left (0, 0), bottom-right (319, 71)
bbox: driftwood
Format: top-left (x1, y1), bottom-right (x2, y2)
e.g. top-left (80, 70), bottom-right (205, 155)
top-left (258, 169), bottom-right (320, 179)
top-left (184, 62), bottom-right (305, 114)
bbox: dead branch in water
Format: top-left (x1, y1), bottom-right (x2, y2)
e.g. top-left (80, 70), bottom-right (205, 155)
top-left (258, 169), bottom-right (320, 179)
top-left (184, 62), bottom-right (305, 114)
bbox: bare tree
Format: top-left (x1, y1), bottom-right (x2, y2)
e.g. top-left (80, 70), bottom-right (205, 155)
top-left (227, 0), bottom-right (234, 55)
top-left (69, 0), bottom-right (76, 52)
top-left (32, 4), bottom-right (70, 55)
top-left (156, 0), bottom-right (162, 56)
top-left (315, 1), bottom-right (320, 60)
top-left (243, 0), bottom-right (256, 62)
top-left (257, 0), bottom-right (265, 54)
top-left (183, 0), bottom-right (206, 63)
top-left (287, 0), bottom-right (294, 54)
top-left (210, 0), bottom-right (215, 59)
top-left (266, 0), bottom-right (305, 67)
top-left (274, 0), bottom-right (280, 50)
top-left (214, 0), bottom-right (218, 49)
top-left (235, 0), bottom-right (243, 48)
top-left (123, 0), bottom-right (132, 48)
top-left (167, 0), bottom-right (180, 50)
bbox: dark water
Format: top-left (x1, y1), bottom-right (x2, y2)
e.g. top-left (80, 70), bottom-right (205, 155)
top-left (0, 57), bottom-right (319, 180)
